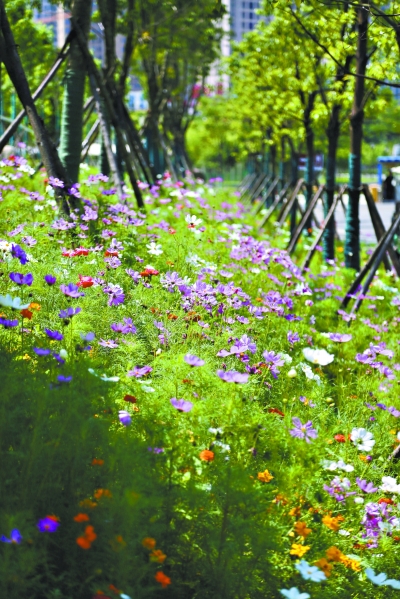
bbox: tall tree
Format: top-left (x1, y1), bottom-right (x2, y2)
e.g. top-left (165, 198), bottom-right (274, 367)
top-left (59, 0), bottom-right (93, 183)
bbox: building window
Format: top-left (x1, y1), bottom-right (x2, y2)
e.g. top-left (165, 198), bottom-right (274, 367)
top-left (250, 12), bottom-right (253, 19)
top-left (249, 22), bottom-right (253, 29)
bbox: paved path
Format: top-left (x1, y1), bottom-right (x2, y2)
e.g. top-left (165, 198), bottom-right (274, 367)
top-left (301, 194), bottom-right (396, 244)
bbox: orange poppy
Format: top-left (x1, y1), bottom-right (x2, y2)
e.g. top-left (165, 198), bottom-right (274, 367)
top-left (199, 449), bottom-right (214, 462)
top-left (73, 513), bottom-right (90, 522)
top-left (155, 571), bottom-right (171, 588)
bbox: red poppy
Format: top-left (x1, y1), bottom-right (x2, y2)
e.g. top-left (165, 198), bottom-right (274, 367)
top-left (77, 275), bottom-right (94, 288)
top-left (104, 250), bottom-right (119, 257)
top-left (378, 497), bottom-right (394, 505)
top-left (334, 434), bottom-right (346, 443)
top-left (140, 268), bottom-right (159, 277)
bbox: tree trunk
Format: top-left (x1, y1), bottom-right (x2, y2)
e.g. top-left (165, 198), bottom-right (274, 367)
top-left (59, 0), bottom-right (92, 183)
top-left (345, 6), bottom-right (368, 271)
top-left (279, 136), bottom-right (285, 190)
top-left (0, 0), bottom-right (71, 212)
top-left (323, 104), bottom-right (340, 261)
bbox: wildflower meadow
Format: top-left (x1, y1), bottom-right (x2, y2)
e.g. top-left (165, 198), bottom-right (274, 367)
top-left (1, 157), bottom-right (400, 599)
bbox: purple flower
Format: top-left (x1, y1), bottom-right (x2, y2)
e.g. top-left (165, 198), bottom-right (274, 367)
top-left (11, 244), bottom-right (28, 264)
top-left (119, 410), bottom-right (131, 426)
top-left (80, 331), bottom-right (95, 342)
top-left (59, 283), bottom-right (84, 298)
top-left (44, 274), bottom-right (56, 285)
top-left (57, 375), bottom-right (72, 383)
top-left (262, 351), bottom-right (285, 378)
top-left (103, 284), bottom-right (125, 306)
top-left (33, 347), bottom-right (52, 356)
top-left (170, 397), bottom-right (193, 412)
top-left (356, 478), bottom-right (378, 493)
top-left (328, 333), bottom-right (352, 343)
top-left (9, 272), bottom-right (33, 286)
top-left (289, 417), bottom-right (318, 442)
top-left (59, 306), bottom-right (81, 319)
top-left (48, 176), bottom-right (64, 188)
top-left (37, 516), bottom-right (60, 533)
top-left (0, 318), bottom-right (18, 328)
top-left (127, 365), bottom-right (153, 378)
top-left (184, 354), bottom-right (205, 367)
top-left (0, 529), bottom-right (22, 544)
top-left (148, 447), bottom-right (164, 454)
top-left (44, 328), bottom-right (63, 341)
top-left (99, 339), bottom-right (119, 348)
top-left (287, 330), bottom-right (300, 345)
top-left (217, 369), bottom-right (249, 384)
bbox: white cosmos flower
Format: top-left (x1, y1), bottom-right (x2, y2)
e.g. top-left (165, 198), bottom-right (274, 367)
top-left (146, 242), bottom-right (163, 256)
top-left (185, 214), bottom-right (202, 228)
top-left (322, 459), bottom-right (354, 472)
top-left (0, 294), bottom-right (30, 310)
top-left (381, 476), bottom-right (400, 494)
top-left (300, 363), bottom-right (321, 385)
top-left (303, 348), bottom-right (334, 365)
top-left (350, 427), bottom-right (375, 452)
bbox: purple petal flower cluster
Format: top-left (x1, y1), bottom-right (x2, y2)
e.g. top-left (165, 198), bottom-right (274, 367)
top-left (287, 330), bottom-right (300, 345)
top-left (184, 354), bottom-right (205, 367)
top-left (323, 476), bottom-right (356, 502)
top-left (0, 529), bottom-right (22, 544)
top-left (11, 244), bottom-right (28, 265)
top-left (217, 369), bottom-right (249, 383)
top-left (103, 284), bottom-right (125, 306)
top-left (59, 306), bottom-right (81, 319)
top-left (44, 274), bottom-right (56, 285)
top-left (356, 478), bottom-right (378, 493)
top-left (110, 318), bottom-right (137, 334)
top-left (44, 328), bottom-right (63, 341)
top-left (59, 283), bottom-right (84, 298)
top-left (170, 398), bottom-right (193, 412)
top-left (262, 351), bottom-right (285, 378)
top-left (290, 417), bottom-right (318, 443)
top-left (128, 365), bottom-right (153, 378)
top-left (119, 410), bottom-right (131, 426)
top-left (37, 516), bottom-right (60, 532)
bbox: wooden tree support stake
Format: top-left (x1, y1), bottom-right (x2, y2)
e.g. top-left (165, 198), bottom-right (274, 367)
top-left (258, 180), bottom-right (292, 231)
top-left (0, 30), bottom-right (73, 153)
top-left (254, 176), bottom-right (279, 216)
top-left (250, 174), bottom-right (271, 205)
top-left (300, 186), bottom-right (347, 272)
top-left (80, 118), bottom-right (100, 163)
top-left (277, 179), bottom-right (305, 226)
top-left (287, 184), bottom-right (325, 254)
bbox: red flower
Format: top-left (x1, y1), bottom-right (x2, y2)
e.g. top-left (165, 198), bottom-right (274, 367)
top-left (104, 250), bottom-right (119, 257)
top-left (124, 394), bottom-right (137, 403)
top-left (155, 571), bottom-right (171, 588)
top-left (334, 434), bottom-right (346, 443)
top-left (140, 268), bottom-right (159, 277)
top-left (268, 408), bottom-right (285, 417)
top-left (77, 275), bottom-right (94, 288)
top-left (378, 497), bottom-right (395, 505)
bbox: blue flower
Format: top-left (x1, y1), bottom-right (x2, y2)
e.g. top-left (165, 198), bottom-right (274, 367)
top-left (59, 306), bottom-right (81, 319)
top-left (295, 560), bottom-right (326, 582)
top-left (11, 244), bottom-right (28, 265)
top-left (365, 568), bottom-right (400, 589)
top-left (44, 328), bottom-right (63, 341)
top-left (280, 588), bottom-right (310, 599)
top-left (0, 529), bottom-right (22, 544)
top-left (33, 348), bottom-right (52, 356)
top-left (0, 318), bottom-right (18, 328)
top-left (57, 375), bottom-right (72, 383)
top-left (9, 272), bottom-right (33, 286)
top-left (44, 274), bottom-right (56, 285)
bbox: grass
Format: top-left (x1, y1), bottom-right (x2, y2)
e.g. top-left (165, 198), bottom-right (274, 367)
top-left (0, 158), bottom-right (400, 598)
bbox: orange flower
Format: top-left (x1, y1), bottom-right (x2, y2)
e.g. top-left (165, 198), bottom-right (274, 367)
top-left (288, 506), bottom-right (301, 517)
top-left (108, 584), bottom-right (120, 594)
top-left (315, 558), bottom-right (333, 577)
top-left (340, 555), bottom-right (361, 571)
top-left (73, 513), bottom-right (90, 522)
top-left (76, 525), bottom-right (97, 549)
top-left (94, 488), bottom-right (112, 500)
top-left (322, 514), bottom-right (344, 531)
top-left (289, 543), bottom-right (310, 557)
top-left (257, 469), bottom-right (274, 483)
top-left (91, 458), bottom-right (104, 466)
top-left (29, 302), bottom-right (41, 311)
top-left (294, 521), bottom-right (312, 537)
top-left (155, 571), bottom-right (171, 588)
top-left (199, 449), bottom-right (214, 462)
top-left (150, 549), bottom-right (167, 563)
top-left (79, 498), bottom-right (97, 509)
top-left (325, 546), bottom-right (343, 562)
top-left (142, 537), bottom-right (157, 550)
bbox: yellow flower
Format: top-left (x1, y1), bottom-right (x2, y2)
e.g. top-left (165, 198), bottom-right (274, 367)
top-left (257, 469), bottom-right (274, 483)
top-left (322, 514), bottom-right (344, 531)
top-left (340, 555), bottom-right (361, 572)
top-left (314, 558), bottom-right (333, 577)
top-left (294, 521), bottom-right (312, 538)
top-left (290, 543), bottom-right (310, 557)
top-left (325, 546), bottom-right (344, 562)
top-left (289, 506), bottom-right (301, 517)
